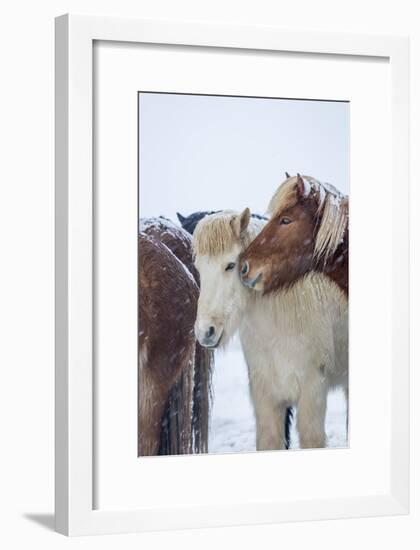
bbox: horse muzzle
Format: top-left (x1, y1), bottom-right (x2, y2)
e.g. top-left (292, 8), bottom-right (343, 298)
top-left (240, 262), bottom-right (262, 290)
top-left (195, 323), bottom-right (224, 349)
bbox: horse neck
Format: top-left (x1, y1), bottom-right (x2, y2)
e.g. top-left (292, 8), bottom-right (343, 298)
top-left (233, 279), bottom-right (253, 327)
top-left (240, 272), bottom-right (346, 345)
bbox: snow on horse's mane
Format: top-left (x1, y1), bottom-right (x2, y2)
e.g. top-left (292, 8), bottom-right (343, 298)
top-left (139, 216), bottom-right (190, 240)
top-left (268, 175), bottom-right (348, 261)
top-left (139, 217), bottom-right (197, 285)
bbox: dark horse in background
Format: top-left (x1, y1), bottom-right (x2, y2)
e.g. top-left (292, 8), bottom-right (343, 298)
top-left (139, 218), bottom-right (213, 456)
top-left (176, 208), bottom-right (294, 450)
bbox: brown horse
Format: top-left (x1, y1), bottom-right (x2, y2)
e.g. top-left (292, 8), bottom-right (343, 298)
top-left (139, 218), bottom-right (213, 456)
top-left (240, 175), bottom-right (349, 296)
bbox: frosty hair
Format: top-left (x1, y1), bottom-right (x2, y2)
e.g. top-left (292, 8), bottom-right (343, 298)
top-left (192, 209), bottom-right (263, 257)
top-left (268, 174), bottom-right (348, 262)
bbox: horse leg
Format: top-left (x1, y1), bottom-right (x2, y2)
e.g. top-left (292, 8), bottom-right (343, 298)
top-left (255, 399), bottom-right (290, 451)
top-left (141, 344), bottom-right (195, 456)
top-left (138, 365), bottom-right (168, 456)
top-left (246, 360), bottom-right (287, 451)
top-left (173, 349), bottom-right (194, 455)
top-left (250, 378), bottom-right (287, 451)
top-left (296, 371), bottom-right (328, 449)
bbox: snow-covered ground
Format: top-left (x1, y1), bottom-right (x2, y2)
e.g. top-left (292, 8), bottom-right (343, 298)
top-left (208, 337), bottom-right (347, 454)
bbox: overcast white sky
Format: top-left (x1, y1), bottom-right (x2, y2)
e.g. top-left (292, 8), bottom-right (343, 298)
top-left (139, 93), bottom-right (349, 223)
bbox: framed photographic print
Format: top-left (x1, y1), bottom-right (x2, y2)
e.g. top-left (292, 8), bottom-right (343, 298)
top-left (55, 14), bottom-right (409, 535)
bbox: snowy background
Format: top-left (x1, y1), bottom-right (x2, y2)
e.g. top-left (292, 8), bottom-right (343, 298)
top-left (139, 92), bottom-right (349, 453)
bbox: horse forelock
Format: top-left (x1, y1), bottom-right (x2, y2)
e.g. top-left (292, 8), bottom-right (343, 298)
top-left (267, 175), bottom-right (301, 216)
top-left (267, 175), bottom-right (348, 262)
top-left (192, 211), bottom-right (262, 257)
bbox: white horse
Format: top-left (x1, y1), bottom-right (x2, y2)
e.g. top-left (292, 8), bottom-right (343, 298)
top-left (193, 209), bottom-right (348, 450)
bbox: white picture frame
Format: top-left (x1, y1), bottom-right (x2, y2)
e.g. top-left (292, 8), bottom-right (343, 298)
top-left (55, 14), bottom-right (409, 536)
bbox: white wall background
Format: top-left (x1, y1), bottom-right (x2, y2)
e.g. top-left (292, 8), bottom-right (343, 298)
top-left (0, 1), bottom-right (418, 549)
top-left (139, 93), bottom-right (349, 222)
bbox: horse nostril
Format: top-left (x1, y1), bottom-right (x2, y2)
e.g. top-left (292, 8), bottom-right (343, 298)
top-left (241, 261), bottom-right (249, 276)
top-left (205, 326), bottom-right (215, 339)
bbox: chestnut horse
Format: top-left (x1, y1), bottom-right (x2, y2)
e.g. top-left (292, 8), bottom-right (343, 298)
top-left (139, 218), bottom-right (213, 456)
top-left (193, 210), bottom-right (348, 450)
top-left (240, 174), bottom-right (348, 295)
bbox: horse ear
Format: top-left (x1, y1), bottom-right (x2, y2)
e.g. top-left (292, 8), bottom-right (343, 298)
top-left (231, 208), bottom-right (251, 238)
top-left (296, 174), bottom-right (309, 199)
top-left (285, 171), bottom-right (291, 178)
top-left (176, 212), bottom-right (186, 224)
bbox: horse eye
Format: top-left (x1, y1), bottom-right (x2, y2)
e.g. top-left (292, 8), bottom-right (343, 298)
top-left (225, 262), bottom-right (236, 271)
top-left (279, 217), bottom-right (292, 225)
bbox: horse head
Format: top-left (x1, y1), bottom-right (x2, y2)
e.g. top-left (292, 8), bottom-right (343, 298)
top-left (192, 208), bottom-right (259, 349)
top-left (240, 174), bottom-right (346, 293)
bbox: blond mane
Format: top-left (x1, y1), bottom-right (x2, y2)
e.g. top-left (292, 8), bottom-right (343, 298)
top-left (192, 211), bottom-right (263, 257)
top-left (268, 175), bottom-right (348, 261)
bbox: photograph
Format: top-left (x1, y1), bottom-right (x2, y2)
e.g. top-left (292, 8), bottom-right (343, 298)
top-left (138, 91), bottom-right (349, 457)
top-left (1, 3), bottom-right (409, 542)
